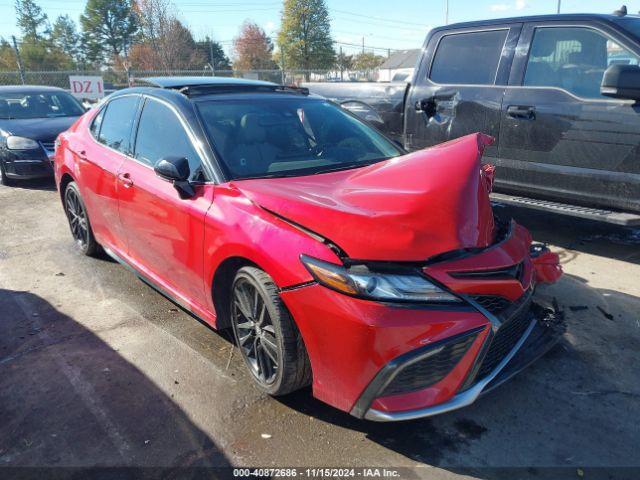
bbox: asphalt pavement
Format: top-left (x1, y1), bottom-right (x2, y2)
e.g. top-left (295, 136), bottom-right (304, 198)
top-left (1, 178), bottom-right (639, 478)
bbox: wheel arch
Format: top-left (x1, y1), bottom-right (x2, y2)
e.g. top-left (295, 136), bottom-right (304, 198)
top-left (211, 256), bottom-right (260, 331)
top-left (59, 172), bottom-right (75, 203)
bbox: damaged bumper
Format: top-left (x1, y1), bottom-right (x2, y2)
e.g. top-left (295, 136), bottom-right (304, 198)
top-left (358, 301), bottom-right (565, 422)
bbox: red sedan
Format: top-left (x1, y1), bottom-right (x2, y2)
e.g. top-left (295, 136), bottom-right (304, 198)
top-left (54, 77), bottom-right (564, 421)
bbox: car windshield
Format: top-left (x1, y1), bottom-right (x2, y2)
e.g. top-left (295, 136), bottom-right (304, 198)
top-left (0, 91), bottom-right (84, 119)
top-left (196, 96), bottom-right (403, 180)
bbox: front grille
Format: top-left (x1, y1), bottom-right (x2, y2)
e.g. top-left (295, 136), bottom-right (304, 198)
top-left (476, 303), bottom-right (533, 380)
top-left (40, 141), bottom-right (55, 152)
top-left (471, 295), bottom-right (511, 316)
top-left (450, 261), bottom-right (524, 282)
top-left (381, 333), bottom-right (477, 397)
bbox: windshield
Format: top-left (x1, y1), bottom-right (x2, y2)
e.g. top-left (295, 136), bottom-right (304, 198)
top-left (0, 91), bottom-right (84, 119)
top-left (196, 97), bottom-right (402, 180)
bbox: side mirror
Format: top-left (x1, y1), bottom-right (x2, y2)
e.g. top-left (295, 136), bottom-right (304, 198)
top-left (601, 64), bottom-right (640, 102)
top-left (154, 156), bottom-right (194, 198)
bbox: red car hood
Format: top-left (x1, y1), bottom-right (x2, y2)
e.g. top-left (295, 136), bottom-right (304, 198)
top-left (232, 133), bottom-right (496, 262)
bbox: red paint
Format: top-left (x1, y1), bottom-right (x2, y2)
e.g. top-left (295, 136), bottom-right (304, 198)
top-left (234, 134), bottom-right (496, 261)
top-left (56, 114), bottom-right (561, 418)
top-left (532, 250), bottom-right (563, 284)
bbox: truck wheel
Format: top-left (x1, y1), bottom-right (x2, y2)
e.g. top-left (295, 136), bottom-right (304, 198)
top-left (63, 182), bottom-right (98, 256)
top-left (231, 266), bottom-right (312, 396)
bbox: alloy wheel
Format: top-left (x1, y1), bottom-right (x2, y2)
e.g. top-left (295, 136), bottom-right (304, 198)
top-left (64, 187), bottom-right (89, 248)
top-left (231, 278), bottom-right (281, 385)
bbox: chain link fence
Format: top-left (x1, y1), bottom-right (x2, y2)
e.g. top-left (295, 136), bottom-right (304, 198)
top-left (0, 68), bottom-right (380, 91)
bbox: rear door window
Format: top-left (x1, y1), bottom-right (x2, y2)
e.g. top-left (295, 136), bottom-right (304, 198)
top-left (97, 96), bottom-right (140, 155)
top-left (430, 29), bottom-right (509, 85)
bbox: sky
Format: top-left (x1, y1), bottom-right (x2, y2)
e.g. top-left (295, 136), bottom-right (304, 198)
top-left (2, 0), bottom-right (639, 57)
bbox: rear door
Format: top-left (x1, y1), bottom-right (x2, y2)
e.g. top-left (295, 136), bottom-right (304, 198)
top-left (117, 96), bottom-right (214, 309)
top-left (75, 95), bottom-right (140, 253)
top-left (404, 23), bottom-right (522, 160)
top-left (498, 20), bottom-right (640, 212)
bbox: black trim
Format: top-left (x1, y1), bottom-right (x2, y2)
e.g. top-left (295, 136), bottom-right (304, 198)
top-left (349, 325), bottom-right (486, 418)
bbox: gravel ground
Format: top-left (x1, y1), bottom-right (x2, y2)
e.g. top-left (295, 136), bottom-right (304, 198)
top-left (1, 178), bottom-right (639, 479)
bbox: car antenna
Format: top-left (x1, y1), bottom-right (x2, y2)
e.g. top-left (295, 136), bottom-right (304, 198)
top-left (613, 5), bottom-right (627, 16)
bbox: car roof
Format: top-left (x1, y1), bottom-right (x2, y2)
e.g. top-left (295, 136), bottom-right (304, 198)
top-left (0, 85), bottom-right (69, 93)
top-left (139, 76), bottom-right (277, 89)
top-left (440, 13), bottom-right (640, 30)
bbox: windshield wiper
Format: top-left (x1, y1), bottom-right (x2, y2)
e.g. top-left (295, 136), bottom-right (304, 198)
top-left (235, 172), bottom-right (303, 181)
top-left (312, 160), bottom-right (384, 175)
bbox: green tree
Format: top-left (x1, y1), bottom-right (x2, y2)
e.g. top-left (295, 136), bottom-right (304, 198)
top-left (196, 36), bottom-right (231, 70)
top-left (51, 15), bottom-right (80, 63)
top-left (334, 50), bottom-right (353, 80)
top-left (278, 0), bottom-right (335, 79)
top-left (80, 0), bottom-right (138, 63)
top-left (15, 0), bottom-right (48, 41)
top-left (13, 0), bottom-right (75, 71)
top-left (352, 52), bottom-right (385, 71)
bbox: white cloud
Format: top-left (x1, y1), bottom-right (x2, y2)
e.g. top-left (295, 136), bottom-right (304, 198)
top-left (490, 3), bottom-right (510, 11)
top-left (490, 1), bottom-right (527, 12)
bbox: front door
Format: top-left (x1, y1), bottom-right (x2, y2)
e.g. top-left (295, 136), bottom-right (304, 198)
top-left (117, 97), bottom-right (214, 308)
top-left (498, 21), bottom-right (640, 213)
top-left (404, 24), bottom-right (522, 161)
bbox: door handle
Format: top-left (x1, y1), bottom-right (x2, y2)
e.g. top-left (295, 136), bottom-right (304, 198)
top-left (117, 172), bottom-right (134, 188)
top-left (507, 105), bottom-right (536, 120)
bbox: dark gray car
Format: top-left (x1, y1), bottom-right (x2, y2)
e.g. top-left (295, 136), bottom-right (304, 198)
top-left (0, 86), bottom-right (84, 186)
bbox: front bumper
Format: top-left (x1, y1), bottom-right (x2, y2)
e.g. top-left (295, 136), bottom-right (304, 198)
top-left (2, 149), bottom-right (53, 179)
top-left (361, 303), bottom-right (564, 421)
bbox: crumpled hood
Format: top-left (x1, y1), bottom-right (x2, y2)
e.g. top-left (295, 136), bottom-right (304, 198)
top-left (232, 133), bottom-right (496, 262)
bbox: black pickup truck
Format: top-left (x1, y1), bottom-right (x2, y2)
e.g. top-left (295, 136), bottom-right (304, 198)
top-left (307, 12), bottom-right (640, 225)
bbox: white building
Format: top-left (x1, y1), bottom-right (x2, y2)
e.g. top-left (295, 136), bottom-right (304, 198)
top-left (377, 49), bottom-right (421, 82)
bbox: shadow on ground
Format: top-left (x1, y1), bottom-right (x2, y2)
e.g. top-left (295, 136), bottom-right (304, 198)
top-left (0, 288), bottom-right (231, 470)
top-left (495, 204), bottom-right (640, 265)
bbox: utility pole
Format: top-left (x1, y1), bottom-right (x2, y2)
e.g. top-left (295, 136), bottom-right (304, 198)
top-left (445, 0), bottom-right (449, 24)
top-left (209, 39), bottom-right (215, 76)
top-left (11, 36), bottom-right (25, 85)
top-left (339, 46), bottom-right (344, 81)
top-left (556, 0), bottom-right (561, 13)
top-left (362, 36), bottom-right (365, 54)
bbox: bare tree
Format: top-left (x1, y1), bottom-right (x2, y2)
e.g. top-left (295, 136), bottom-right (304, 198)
top-left (132, 0), bottom-right (205, 70)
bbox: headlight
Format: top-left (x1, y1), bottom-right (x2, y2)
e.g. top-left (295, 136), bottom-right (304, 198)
top-left (300, 255), bottom-right (461, 303)
top-left (6, 136), bottom-right (40, 150)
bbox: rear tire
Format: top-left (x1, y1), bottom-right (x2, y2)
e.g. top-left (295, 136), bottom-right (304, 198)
top-left (230, 266), bottom-right (311, 396)
top-left (63, 181), bottom-right (98, 256)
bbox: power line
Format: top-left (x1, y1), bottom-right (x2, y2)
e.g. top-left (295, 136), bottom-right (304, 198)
top-left (331, 8), bottom-right (429, 27)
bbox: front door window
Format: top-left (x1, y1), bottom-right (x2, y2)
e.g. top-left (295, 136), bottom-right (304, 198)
top-left (524, 26), bottom-right (640, 99)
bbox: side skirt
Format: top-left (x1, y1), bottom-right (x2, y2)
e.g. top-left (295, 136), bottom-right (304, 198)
top-left (101, 245), bottom-right (219, 330)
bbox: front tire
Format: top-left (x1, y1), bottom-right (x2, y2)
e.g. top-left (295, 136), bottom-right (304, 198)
top-left (63, 182), bottom-right (98, 256)
top-left (0, 163), bottom-right (14, 186)
top-left (231, 266), bottom-right (311, 396)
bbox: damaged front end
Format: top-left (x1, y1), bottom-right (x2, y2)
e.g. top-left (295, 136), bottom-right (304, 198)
top-left (237, 132), bottom-right (565, 420)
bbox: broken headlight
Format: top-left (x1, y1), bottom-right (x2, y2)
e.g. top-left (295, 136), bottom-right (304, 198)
top-left (300, 255), bottom-right (460, 303)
